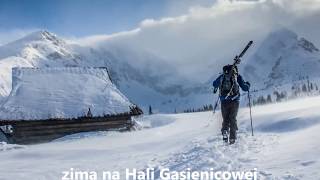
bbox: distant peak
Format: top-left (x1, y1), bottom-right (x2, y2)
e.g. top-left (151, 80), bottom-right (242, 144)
top-left (267, 28), bottom-right (298, 43)
top-left (37, 30), bottom-right (55, 37)
top-left (260, 28), bottom-right (302, 51)
top-left (270, 28), bottom-right (297, 38)
top-left (269, 28), bottom-right (319, 53)
top-left (27, 30), bottom-right (60, 42)
top-left (8, 30), bottom-right (65, 46)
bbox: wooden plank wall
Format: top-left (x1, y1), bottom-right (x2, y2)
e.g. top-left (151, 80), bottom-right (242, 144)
top-left (4, 116), bottom-right (133, 144)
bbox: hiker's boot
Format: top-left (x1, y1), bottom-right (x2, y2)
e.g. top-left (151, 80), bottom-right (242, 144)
top-left (222, 130), bottom-right (228, 143)
top-left (229, 138), bottom-right (236, 145)
top-left (229, 130), bottom-right (237, 145)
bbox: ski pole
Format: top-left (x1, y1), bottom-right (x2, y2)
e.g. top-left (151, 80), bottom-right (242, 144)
top-left (213, 96), bottom-right (219, 114)
top-left (248, 90), bottom-right (254, 136)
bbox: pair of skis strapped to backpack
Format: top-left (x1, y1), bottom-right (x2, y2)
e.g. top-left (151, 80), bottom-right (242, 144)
top-left (220, 41), bottom-right (253, 99)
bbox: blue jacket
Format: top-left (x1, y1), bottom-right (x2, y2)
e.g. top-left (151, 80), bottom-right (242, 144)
top-left (212, 74), bottom-right (250, 101)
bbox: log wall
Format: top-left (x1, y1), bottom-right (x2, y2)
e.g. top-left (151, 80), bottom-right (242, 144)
top-left (0, 115), bottom-right (133, 144)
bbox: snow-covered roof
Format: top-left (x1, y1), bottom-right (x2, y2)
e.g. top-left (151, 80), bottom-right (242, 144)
top-left (0, 67), bottom-right (134, 120)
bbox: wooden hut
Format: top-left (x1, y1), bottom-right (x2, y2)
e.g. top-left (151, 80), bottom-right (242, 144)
top-left (0, 67), bottom-right (142, 144)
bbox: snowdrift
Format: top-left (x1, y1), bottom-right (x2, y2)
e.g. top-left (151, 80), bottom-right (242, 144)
top-left (0, 67), bottom-right (133, 120)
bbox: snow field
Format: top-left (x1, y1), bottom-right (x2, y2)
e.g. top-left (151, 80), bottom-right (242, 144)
top-left (0, 96), bottom-right (320, 179)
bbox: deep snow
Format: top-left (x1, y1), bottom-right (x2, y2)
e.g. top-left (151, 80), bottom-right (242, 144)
top-left (0, 67), bottom-right (133, 120)
top-left (1, 96), bottom-right (320, 179)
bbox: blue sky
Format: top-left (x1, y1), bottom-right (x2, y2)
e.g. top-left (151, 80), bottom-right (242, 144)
top-left (0, 0), bottom-right (214, 38)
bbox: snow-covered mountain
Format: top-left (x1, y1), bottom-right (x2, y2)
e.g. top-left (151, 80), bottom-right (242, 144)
top-left (0, 29), bottom-right (319, 113)
top-left (243, 28), bottom-right (320, 90)
top-left (0, 31), bottom-right (81, 99)
top-left (0, 30), bottom-right (209, 113)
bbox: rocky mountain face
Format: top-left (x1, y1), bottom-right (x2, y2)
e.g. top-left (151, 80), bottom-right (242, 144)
top-left (243, 28), bottom-right (320, 90)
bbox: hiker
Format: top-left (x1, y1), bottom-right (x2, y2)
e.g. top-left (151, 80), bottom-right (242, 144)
top-left (212, 64), bottom-right (250, 144)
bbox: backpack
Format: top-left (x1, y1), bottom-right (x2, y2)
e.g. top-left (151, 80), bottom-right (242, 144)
top-left (219, 65), bottom-right (239, 97)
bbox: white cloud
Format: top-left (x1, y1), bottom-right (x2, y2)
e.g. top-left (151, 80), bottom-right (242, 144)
top-left (76, 0), bottom-right (320, 81)
top-left (4, 0), bottom-right (317, 82)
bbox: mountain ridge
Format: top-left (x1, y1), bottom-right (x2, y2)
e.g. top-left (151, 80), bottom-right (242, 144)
top-left (243, 28), bottom-right (320, 90)
top-left (0, 28), bottom-right (319, 112)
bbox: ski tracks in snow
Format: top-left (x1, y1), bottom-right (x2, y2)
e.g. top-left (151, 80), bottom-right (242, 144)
top-left (142, 128), bottom-right (300, 180)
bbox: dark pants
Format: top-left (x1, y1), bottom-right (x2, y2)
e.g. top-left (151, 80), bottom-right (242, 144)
top-left (221, 100), bottom-right (239, 139)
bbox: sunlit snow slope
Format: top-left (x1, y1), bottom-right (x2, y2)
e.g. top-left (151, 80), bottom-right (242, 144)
top-left (1, 96), bottom-right (320, 179)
